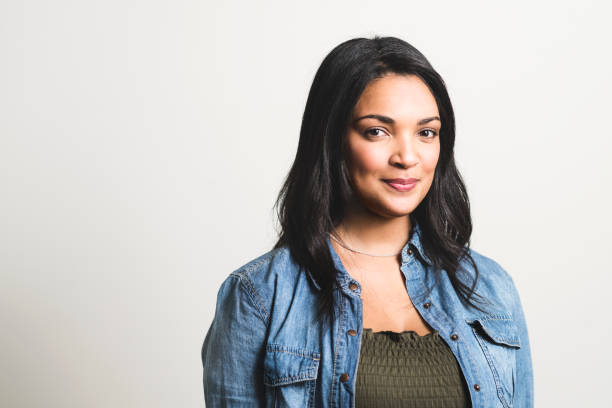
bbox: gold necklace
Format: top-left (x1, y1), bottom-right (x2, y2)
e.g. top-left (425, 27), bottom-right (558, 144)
top-left (329, 233), bottom-right (415, 329)
top-left (328, 232), bottom-right (401, 257)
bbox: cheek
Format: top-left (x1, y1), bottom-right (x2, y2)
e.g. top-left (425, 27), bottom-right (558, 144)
top-left (348, 145), bottom-right (385, 176)
top-left (421, 145), bottom-right (440, 175)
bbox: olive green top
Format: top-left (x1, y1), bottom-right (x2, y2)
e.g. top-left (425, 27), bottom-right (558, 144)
top-left (355, 328), bottom-right (471, 408)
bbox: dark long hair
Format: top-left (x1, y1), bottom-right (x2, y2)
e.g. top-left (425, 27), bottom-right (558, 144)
top-left (272, 36), bottom-right (489, 324)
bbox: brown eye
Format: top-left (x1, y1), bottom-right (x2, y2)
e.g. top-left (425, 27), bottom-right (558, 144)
top-left (365, 128), bottom-right (386, 138)
top-left (420, 129), bottom-right (438, 138)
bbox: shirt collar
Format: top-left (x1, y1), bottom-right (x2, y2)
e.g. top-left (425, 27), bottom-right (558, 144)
top-left (401, 221), bottom-right (432, 267)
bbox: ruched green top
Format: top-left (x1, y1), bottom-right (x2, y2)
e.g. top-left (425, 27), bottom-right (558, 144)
top-left (355, 328), bottom-right (471, 408)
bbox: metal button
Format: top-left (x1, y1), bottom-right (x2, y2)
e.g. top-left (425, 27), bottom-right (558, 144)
top-left (474, 384), bottom-right (481, 391)
top-left (348, 283), bottom-right (358, 291)
top-left (347, 329), bottom-right (357, 336)
top-left (408, 248), bottom-right (413, 255)
top-left (424, 302), bottom-right (431, 309)
top-left (340, 373), bottom-right (350, 382)
top-left (450, 334), bottom-right (459, 340)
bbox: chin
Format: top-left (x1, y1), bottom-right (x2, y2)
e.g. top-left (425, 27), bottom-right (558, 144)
top-left (356, 190), bottom-right (422, 218)
top-left (385, 208), bottom-right (416, 218)
top-left (385, 197), bottom-right (421, 214)
top-left (368, 202), bottom-right (417, 219)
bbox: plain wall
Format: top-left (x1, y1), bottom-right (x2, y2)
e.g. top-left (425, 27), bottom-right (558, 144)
top-left (1, 0), bottom-right (610, 406)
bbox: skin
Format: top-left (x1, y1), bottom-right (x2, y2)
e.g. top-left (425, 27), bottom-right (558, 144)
top-left (330, 73), bottom-right (441, 334)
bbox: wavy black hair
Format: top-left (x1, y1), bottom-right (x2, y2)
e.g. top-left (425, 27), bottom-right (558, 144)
top-left (272, 35), bottom-right (489, 324)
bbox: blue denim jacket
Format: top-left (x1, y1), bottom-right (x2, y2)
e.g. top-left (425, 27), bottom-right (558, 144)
top-left (201, 223), bottom-right (533, 407)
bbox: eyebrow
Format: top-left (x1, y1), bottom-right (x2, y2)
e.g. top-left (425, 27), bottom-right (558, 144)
top-left (352, 114), bottom-right (441, 126)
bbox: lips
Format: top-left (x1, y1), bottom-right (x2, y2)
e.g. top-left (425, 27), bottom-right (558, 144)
top-left (383, 178), bottom-right (419, 184)
top-left (383, 178), bottom-right (419, 192)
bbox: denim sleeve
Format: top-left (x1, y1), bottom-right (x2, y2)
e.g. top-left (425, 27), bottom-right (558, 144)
top-left (505, 270), bottom-right (534, 407)
top-left (201, 273), bottom-right (268, 407)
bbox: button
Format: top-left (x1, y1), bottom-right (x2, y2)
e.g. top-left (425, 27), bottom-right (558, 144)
top-left (473, 384), bottom-right (481, 391)
top-left (340, 373), bottom-right (350, 382)
top-left (450, 334), bottom-right (459, 340)
top-left (348, 283), bottom-right (358, 291)
top-left (347, 329), bottom-right (357, 336)
top-left (408, 248), bottom-right (413, 255)
top-left (424, 302), bottom-right (431, 309)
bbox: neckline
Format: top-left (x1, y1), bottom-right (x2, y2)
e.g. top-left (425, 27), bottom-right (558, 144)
top-left (362, 327), bottom-right (438, 338)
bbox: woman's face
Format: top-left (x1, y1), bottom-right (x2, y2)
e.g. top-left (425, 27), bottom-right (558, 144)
top-left (345, 73), bottom-right (441, 219)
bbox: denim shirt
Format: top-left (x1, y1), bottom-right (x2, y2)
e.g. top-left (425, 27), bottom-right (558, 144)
top-left (201, 223), bottom-right (534, 407)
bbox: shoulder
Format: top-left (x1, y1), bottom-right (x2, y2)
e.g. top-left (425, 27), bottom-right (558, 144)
top-left (215, 245), bottom-right (306, 323)
top-left (464, 247), bottom-right (513, 286)
top-left (230, 245), bottom-right (292, 280)
top-left (230, 245), bottom-right (304, 294)
top-left (459, 247), bottom-right (522, 315)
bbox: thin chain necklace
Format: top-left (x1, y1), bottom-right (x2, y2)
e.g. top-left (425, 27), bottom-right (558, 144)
top-left (328, 232), bottom-right (401, 257)
top-left (328, 231), bottom-right (416, 327)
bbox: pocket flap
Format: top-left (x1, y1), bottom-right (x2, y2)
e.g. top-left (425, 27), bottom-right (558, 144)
top-left (263, 343), bottom-right (320, 386)
top-left (466, 315), bottom-right (521, 348)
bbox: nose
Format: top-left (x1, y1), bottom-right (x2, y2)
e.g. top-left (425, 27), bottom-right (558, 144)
top-left (389, 135), bottom-right (419, 168)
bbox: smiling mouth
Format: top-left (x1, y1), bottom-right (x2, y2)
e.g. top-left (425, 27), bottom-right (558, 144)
top-left (382, 179), bottom-right (418, 192)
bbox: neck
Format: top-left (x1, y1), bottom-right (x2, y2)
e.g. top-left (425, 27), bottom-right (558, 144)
top-left (333, 201), bottom-right (412, 256)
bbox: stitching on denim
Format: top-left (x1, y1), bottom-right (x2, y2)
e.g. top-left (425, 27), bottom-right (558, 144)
top-left (330, 289), bottom-right (343, 408)
top-left (266, 344), bottom-right (321, 360)
top-left (231, 257), bottom-right (271, 324)
top-left (462, 337), bottom-right (480, 406)
top-left (274, 350), bottom-right (319, 360)
top-left (413, 261), bottom-right (454, 332)
top-left (478, 313), bottom-right (513, 321)
top-left (238, 273), bottom-right (270, 325)
top-left (231, 252), bottom-right (272, 280)
top-left (340, 292), bottom-right (355, 408)
top-left (473, 327), bottom-right (512, 408)
top-left (468, 318), bottom-right (521, 348)
top-left (307, 376), bottom-right (317, 408)
top-left (428, 297), bottom-right (455, 329)
top-left (491, 336), bottom-right (521, 348)
top-left (265, 368), bottom-right (318, 386)
top-left (451, 321), bottom-right (480, 408)
top-left (264, 346), bottom-right (320, 386)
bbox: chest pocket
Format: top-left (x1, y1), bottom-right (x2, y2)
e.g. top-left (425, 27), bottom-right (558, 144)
top-left (467, 314), bottom-right (521, 408)
top-left (263, 343), bottom-right (320, 408)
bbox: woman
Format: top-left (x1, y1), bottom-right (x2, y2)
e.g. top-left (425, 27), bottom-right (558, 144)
top-left (201, 36), bottom-right (533, 408)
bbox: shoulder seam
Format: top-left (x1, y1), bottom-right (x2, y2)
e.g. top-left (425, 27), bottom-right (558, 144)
top-left (229, 248), bottom-right (283, 325)
top-left (230, 270), bottom-right (270, 325)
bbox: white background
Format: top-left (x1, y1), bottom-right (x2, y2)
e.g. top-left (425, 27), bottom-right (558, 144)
top-left (1, 0), bottom-right (610, 407)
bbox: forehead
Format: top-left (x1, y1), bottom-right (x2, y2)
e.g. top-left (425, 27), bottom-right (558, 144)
top-left (352, 74), bottom-right (439, 119)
